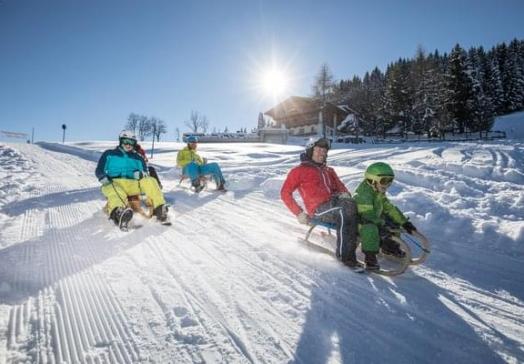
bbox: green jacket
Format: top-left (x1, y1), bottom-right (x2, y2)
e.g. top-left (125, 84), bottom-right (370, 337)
top-left (354, 180), bottom-right (408, 226)
top-left (176, 147), bottom-right (203, 168)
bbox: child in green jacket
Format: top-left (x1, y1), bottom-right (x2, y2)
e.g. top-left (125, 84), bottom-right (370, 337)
top-left (353, 162), bottom-right (417, 270)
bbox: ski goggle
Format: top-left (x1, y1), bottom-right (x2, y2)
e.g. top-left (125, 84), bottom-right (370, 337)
top-left (121, 138), bottom-right (136, 146)
top-left (378, 176), bottom-right (394, 186)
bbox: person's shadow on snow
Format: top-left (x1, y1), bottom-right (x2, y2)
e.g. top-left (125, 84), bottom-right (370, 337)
top-left (2, 187), bottom-right (101, 216)
top-left (0, 211), bottom-right (164, 305)
top-left (291, 253), bottom-right (508, 363)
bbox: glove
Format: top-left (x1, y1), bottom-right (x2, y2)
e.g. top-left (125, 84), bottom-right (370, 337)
top-left (297, 212), bottom-right (310, 225)
top-left (402, 221), bottom-right (417, 234)
top-left (133, 171), bottom-right (144, 180)
top-left (202, 158), bottom-right (208, 165)
top-left (378, 225), bottom-right (392, 239)
top-left (99, 176), bottom-right (111, 186)
top-left (337, 192), bottom-right (352, 200)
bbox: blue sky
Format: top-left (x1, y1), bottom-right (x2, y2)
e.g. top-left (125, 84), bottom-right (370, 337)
top-left (1, 0), bottom-right (523, 143)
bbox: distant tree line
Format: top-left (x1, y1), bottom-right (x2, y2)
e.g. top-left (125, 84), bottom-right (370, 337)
top-left (316, 38), bottom-right (524, 138)
top-left (125, 113), bottom-right (167, 141)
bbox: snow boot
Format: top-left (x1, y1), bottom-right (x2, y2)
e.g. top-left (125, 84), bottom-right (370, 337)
top-left (110, 207), bottom-right (133, 230)
top-left (344, 259), bottom-right (364, 271)
top-left (153, 204), bottom-right (169, 223)
top-left (216, 182), bottom-right (227, 192)
top-left (381, 238), bottom-right (406, 258)
top-left (364, 251), bottom-right (380, 271)
top-left (192, 180), bottom-right (204, 193)
top-left (341, 250), bottom-right (363, 270)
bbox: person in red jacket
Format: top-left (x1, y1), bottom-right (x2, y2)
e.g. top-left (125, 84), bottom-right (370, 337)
top-left (281, 137), bottom-right (360, 267)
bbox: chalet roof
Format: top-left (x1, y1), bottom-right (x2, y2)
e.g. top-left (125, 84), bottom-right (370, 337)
top-left (264, 96), bottom-right (356, 120)
top-left (264, 96), bottom-right (321, 118)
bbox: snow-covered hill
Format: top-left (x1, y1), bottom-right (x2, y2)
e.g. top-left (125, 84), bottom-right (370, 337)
top-left (493, 111), bottom-right (524, 140)
top-left (0, 139), bottom-right (523, 363)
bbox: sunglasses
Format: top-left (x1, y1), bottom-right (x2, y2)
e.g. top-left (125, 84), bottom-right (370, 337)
top-left (121, 138), bottom-right (136, 146)
top-left (378, 176), bottom-right (394, 185)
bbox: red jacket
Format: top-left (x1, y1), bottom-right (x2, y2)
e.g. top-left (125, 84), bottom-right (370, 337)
top-left (281, 161), bottom-right (349, 216)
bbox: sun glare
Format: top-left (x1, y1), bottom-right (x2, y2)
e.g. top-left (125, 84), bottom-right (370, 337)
top-left (260, 68), bottom-right (289, 97)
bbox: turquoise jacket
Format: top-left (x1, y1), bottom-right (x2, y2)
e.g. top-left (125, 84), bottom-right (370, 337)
top-left (95, 147), bottom-right (147, 180)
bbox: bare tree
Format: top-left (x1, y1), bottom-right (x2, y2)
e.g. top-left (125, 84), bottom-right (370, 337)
top-left (185, 110), bottom-right (200, 133)
top-left (175, 127), bottom-right (180, 142)
top-left (312, 63), bottom-right (335, 104)
top-left (149, 117), bottom-right (167, 141)
top-left (201, 115), bottom-right (209, 133)
top-left (126, 113), bottom-right (140, 134)
top-left (184, 110), bottom-right (209, 133)
top-left (137, 115), bottom-right (151, 141)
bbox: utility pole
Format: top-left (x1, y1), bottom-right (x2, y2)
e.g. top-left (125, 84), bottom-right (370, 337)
top-left (62, 124), bottom-right (67, 143)
top-left (31, 128), bottom-right (34, 144)
top-left (150, 123), bottom-right (156, 159)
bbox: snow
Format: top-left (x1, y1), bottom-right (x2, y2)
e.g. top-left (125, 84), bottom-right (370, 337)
top-left (493, 111), bottom-right (524, 140)
top-left (0, 130), bottom-right (523, 362)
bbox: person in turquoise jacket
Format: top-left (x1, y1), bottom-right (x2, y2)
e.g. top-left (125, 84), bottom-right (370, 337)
top-left (96, 130), bottom-right (168, 226)
top-left (176, 135), bottom-right (226, 192)
top-left (353, 162), bottom-right (417, 270)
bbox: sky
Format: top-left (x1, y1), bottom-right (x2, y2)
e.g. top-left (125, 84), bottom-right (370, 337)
top-left (0, 0), bottom-right (523, 143)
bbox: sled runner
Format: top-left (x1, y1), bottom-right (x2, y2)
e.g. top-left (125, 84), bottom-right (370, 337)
top-left (304, 219), bottom-right (430, 276)
top-left (178, 174), bottom-right (209, 192)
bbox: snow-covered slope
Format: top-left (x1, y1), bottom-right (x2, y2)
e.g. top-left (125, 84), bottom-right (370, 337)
top-left (493, 110), bottom-right (524, 140)
top-left (0, 140), bottom-right (523, 363)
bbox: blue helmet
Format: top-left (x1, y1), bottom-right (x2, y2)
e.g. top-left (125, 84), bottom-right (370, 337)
top-left (186, 135), bottom-right (198, 143)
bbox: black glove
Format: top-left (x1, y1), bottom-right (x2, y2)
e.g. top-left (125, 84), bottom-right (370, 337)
top-left (402, 221), bottom-right (417, 234)
top-left (378, 225), bottom-right (391, 239)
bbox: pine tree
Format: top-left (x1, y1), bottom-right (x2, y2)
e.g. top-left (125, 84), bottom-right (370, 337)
top-left (368, 67), bottom-right (386, 136)
top-left (445, 44), bottom-right (474, 133)
top-left (506, 39), bottom-right (524, 111)
top-left (257, 112), bottom-right (265, 130)
top-left (411, 47), bottom-right (435, 136)
top-left (312, 63), bottom-right (335, 104)
top-left (467, 48), bottom-right (494, 134)
top-left (384, 59), bottom-right (412, 138)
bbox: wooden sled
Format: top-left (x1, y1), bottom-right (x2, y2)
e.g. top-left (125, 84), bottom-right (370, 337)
top-left (127, 194), bottom-right (154, 218)
top-left (304, 220), bottom-right (430, 277)
top-left (104, 194), bottom-right (154, 219)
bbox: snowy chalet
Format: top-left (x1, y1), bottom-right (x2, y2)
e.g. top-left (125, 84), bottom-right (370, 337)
top-left (264, 96), bottom-right (354, 137)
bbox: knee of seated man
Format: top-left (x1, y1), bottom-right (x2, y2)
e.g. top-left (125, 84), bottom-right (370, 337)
top-left (340, 202), bottom-right (357, 216)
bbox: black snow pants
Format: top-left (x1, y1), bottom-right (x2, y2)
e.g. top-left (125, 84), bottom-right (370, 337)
top-left (314, 195), bottom-right (358, 262)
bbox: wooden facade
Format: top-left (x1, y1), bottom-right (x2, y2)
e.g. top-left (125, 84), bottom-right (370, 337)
top-left (264, 96), bottom-right (350, 136)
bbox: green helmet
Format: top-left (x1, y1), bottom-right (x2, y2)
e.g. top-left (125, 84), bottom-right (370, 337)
top-left (365, 162), bottom-right (395, 183)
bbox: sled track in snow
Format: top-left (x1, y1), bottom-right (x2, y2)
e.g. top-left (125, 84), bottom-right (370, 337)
top-left (2, 145), bottom-right (144, 363)
top-left (5, 214), bottom-right (144, 363)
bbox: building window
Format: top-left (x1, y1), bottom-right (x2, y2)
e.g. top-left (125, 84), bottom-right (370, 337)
top-left (299, 128), bottom-right (305, 134)
top-left (311, 126), bottom-right (316, 134)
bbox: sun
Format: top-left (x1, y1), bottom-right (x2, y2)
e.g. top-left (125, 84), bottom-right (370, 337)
top-left (259, 68), bottom-right (289, 97)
